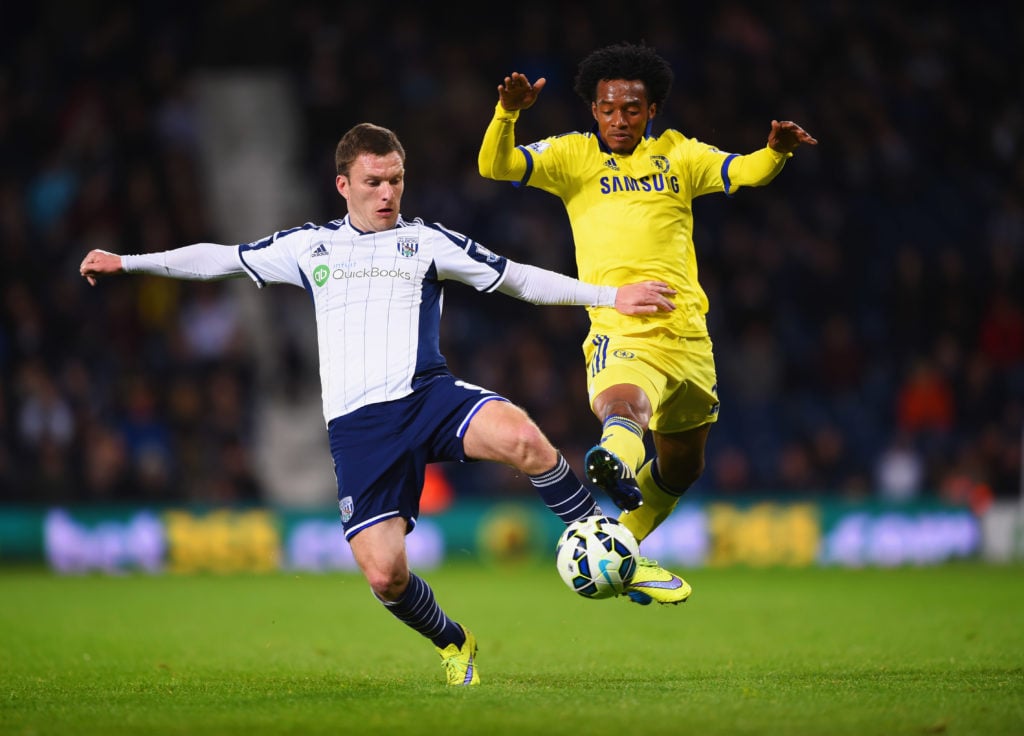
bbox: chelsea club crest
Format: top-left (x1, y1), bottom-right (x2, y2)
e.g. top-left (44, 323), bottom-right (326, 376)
top-left (651, 155), bottom-right (670, 173)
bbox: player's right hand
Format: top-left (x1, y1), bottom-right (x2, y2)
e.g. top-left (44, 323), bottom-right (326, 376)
top-left (498, 72), bottom-right (546, 112)
top-left (614, 281), bottom-right (676, 315)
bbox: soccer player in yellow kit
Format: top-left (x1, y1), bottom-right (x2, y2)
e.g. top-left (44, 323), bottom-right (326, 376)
top-left (478, 42), bottom-right (817, 605)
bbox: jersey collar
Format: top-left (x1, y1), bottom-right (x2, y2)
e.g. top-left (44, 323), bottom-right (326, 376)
top-left (344, 214), bottom-right (411, 236)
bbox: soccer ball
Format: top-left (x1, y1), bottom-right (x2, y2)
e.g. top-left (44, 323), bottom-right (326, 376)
top-left (555, 516), bottom-right (639, 599)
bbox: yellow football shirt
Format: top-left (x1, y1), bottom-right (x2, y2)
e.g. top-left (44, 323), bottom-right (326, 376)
top-left (480, 104), bottom-right (790, 337)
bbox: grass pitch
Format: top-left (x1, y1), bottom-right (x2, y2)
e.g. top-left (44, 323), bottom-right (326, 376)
top-left (1, 563), bottom-right (1022, 735)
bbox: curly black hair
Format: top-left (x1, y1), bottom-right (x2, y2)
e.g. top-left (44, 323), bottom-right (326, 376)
top-left (572, 42), bottom-right (674, 109)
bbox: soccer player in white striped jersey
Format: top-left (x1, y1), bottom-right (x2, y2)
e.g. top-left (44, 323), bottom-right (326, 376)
top-left (80, 122), bottom-right (676, 686)
top-left (479, 42), bottom-right (817, 605)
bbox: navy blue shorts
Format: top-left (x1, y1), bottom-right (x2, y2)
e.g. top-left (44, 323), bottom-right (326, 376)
top-left (327, 372), bottom-right (507, 541)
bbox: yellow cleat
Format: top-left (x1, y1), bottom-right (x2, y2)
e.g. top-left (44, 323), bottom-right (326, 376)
top-left (436, 626), bottom-right (480, 686)
top-left (622, 557), bottom-right (692, 605)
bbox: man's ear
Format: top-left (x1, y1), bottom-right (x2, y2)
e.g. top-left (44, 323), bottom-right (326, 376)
top-left (335, 175), bottom-right (347, 199)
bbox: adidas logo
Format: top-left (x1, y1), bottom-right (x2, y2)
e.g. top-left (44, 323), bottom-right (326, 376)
top-left (311, 243), bottom-right (329, 257)
top-left (603, 158), bottom-right (619, 170)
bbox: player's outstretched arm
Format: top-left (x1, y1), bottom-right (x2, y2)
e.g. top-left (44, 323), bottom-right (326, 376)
top-left (479, 73), bottom-right (542, 181)
top-left (614, 281), bottom-right (677, 316)
top-left (767, 120), bottom-right (818, 154)
top-left (80, 249), bottom-right (123, 286)
top-left (724, 121), bottom-right (818, 190)
top-left (496, 261), bottom-right (674, 313)
top-left (81, 243), bottom-right (245, 286)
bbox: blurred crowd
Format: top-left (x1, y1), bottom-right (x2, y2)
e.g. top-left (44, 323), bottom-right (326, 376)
top-left (1, 1), bottom-right (1021, 509)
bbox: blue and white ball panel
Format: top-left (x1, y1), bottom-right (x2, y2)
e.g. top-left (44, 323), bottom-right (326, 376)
top-left (328, 371), bottom-right (507, 541)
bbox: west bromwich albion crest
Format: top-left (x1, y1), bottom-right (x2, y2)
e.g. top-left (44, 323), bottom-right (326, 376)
top-left (397, 234), bottom-right (419, 257)
top-left (339, 496), bottom-right (354, 523)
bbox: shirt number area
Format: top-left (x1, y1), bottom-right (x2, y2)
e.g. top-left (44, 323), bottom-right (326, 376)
top-left (455, 380), bottom-right (493, 395)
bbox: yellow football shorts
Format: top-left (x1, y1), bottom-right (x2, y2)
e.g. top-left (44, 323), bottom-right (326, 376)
top-left (583, 332), bottom-right (720, 434)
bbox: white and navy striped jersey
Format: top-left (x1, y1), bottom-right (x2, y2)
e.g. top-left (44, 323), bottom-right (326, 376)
top-left (238, 215), bottom-right (509, 424)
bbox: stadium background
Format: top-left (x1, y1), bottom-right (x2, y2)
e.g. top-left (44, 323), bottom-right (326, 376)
top-left (1, 1), bottom-right (1021, 569)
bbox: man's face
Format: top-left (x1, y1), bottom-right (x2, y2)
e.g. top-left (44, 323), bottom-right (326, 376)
top-left (591, 79), bottom-right (656, 155)
top-left (335, 151), bottom-right (405, 232)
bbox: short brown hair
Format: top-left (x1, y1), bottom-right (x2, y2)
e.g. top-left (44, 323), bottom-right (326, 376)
top-left (335, 123), bottom-right (406, 175)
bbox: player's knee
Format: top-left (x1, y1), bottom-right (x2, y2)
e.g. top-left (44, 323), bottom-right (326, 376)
top-left (364, 566), bottom-right (410, 602)
top-left (594, 389), bottom-right (652, 428)
top-left (507, 422), bottom-right (557, 475)
top-left (599, 400), bottom-right (649, 427)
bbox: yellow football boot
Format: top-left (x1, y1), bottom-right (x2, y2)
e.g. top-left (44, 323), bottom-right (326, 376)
top-left (436, 626), bottom-right (480, 686)
top-left (622, 557), bottom-right (692, 605)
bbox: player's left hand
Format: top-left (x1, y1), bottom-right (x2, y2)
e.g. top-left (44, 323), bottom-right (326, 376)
top-left (614, 281), bottom-right (676, 315)
top-left (79, 249), bottom-right (123, 286)
top-left (768, 120), bottom-right (817, 153)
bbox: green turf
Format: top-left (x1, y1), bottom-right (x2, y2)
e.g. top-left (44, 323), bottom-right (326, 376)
top-left (1, 564), bottom-right (1022, 735)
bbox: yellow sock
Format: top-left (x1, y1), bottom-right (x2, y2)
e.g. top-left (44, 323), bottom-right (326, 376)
top-left (598, 416), bottom-right (645, 477)
top-left (618, 461), bottom-right (681, 542)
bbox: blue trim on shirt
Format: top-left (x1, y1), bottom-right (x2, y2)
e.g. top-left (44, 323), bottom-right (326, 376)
top-left (721, 153), bottom-right (739, 196)
top-left (593, 122), bottom-right (612, 155)
top-left (422, 220), bottom-right (470, 249)
top-left (516, 145), bottom-right (533, 188)
top-left (237, 242), bottom-right (265, 287)
top-left (417, 262), bottom-right (446, 376)
top-left (420, 221), bottom-right (509, 288)
top-left (298, 266), bottom-right (313, 302)
top-left (239, 223), bottom-right (318, 288)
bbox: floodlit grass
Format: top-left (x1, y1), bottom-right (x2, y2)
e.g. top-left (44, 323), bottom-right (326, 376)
top-left (1, 564), bottom-right (1022, 735)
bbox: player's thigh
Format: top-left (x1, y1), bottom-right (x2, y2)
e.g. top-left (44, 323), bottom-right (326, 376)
top-left (648, 336), bottom-right (719, 434)
top-left (584, 333), bottom-right (667, 417)
top-left (461, 399), bottom-right (555, 469)
top-left (348, 516), bottom-right (409, 581)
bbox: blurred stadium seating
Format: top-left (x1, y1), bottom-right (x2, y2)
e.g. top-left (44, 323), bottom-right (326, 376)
top-left (1, 1), bottom-right (1020, 511)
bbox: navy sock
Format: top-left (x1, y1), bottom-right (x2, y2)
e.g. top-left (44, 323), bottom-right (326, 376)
top-left (381, 572), bottom-right (465, 649)
top-left (530, 454), bottom-right (602, 524)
